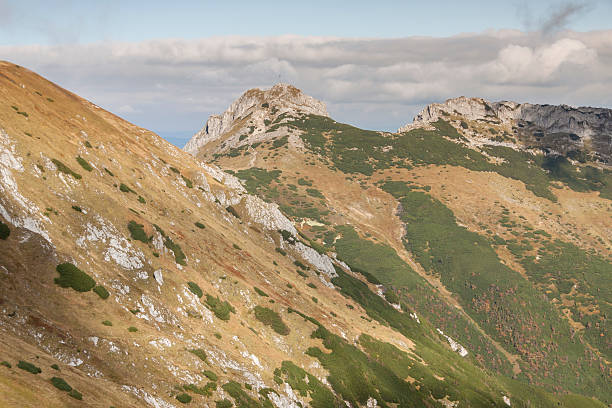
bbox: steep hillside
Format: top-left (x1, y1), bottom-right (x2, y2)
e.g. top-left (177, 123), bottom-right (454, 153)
top-left (187, 85), bottom-right (612, 406)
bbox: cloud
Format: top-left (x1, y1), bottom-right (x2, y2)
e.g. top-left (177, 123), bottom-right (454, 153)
top-left (0, 31), bottom-right (610, 137)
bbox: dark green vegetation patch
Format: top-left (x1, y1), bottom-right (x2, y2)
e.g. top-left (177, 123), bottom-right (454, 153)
top-left (0, 221), bottom-right (10, 240)
top-left (17, 360), bottom-right (41, 374)
top-left (187, 281), bottom-right (203, 298)
top-left (205, 295), bottom-right (236, 321)
top-left (54, 263), bottom-right (96, 292)
top-left (93, 285), bottom-right (109, 299)
top-left (128, 221), bottom-right (149, 243)
top-left (253, 306), bottom-right (289, 335)
top-left (51, 159), bottom-right (81, 180)
top-left (50, 377), bottom-right (72, 391)
top-left (75, 156), bottom-right (93, 172)
top-left (176, 393), bottom-right (192, 403)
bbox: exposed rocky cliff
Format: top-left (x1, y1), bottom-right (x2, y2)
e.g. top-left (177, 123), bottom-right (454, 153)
top-left (399, 96), bottom-right (612, 164)
top-left (184, 83), bottom-right (327, 156)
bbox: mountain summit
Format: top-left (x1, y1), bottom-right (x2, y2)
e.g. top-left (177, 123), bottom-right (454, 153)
top-left (184, 84), bottom-right (327, 156)
top-left (400, 96), bottom-right (612, 163)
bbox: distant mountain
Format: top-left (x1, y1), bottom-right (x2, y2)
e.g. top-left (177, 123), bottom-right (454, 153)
top-left (186, 84), bottom-right (612, 406)
top-left (0, 61), bottom-right (609, 407)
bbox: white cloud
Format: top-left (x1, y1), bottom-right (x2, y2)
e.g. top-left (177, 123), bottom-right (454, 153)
top-left (1, 31), bottom-right (610, 136)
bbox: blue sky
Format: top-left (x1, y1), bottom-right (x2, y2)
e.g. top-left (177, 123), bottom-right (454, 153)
top-left (1, 0), bottom-right (611, 44)
top-left (1, 1), bottom-right (611, 146)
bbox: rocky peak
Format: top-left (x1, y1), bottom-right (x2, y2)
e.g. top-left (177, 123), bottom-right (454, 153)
top-left (184, 83), bottom-right (327, 155)
top-left (399, 97), bottom-right (612, 164)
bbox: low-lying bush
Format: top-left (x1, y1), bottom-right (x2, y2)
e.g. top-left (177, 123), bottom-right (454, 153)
top-left (253, 306), bottom-right (289, 335)
top-left (195, 222), bottom-right (205, 229)
top-left (17, 360), bottom-right (41, 374)
top-left (52, 159), bottom-right (81, 180)
top-left (54, 263), bottom-right (96, 292)
top-left (0, 221), bottom-right (10, 240)
top-left (205, 295), bottom-right (235, 321)
top-left (189, 348), bottom-right (207, 362)
top-left (75, 156), bottom-right (93, 172)
top-left (93, 285), bottom-right (109, 299)
top-left (128, 221), bottom-right (149, 243)
top-left (176, 393), bottom-right (192, 403)
top-left (254, 287), bottom-right (269, 297)
top-left (187, 281), bottom-right (203, 298)
top-left (50, 377), bottom-right (72, 391)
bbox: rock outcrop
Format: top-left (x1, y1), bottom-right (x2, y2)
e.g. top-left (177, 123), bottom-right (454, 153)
top-left (399, 97), bottom-right (612, 163)
top-left (184, 83), bottom-right (327, 155)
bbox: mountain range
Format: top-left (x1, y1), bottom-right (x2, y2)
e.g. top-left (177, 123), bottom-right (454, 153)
top-left (0, 61), bottom-right (610, 407)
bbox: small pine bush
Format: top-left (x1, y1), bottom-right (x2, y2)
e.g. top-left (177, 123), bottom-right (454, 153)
top-left (119, 183), bottom-right (135, 193)
top-left (102, 320), bottom-right (113, 326)
top-left (17, 360), bottom-right (41, 374)
top-left (187, 281), bottom-right (203, 298)
top-left (195, 222), bottom-right (205, 229)
top-left (54, 263), bottom-right (95, 292)
top-left (216, 399), bottom-right (233, 408)
top-left (50, 377), bottom-right (72, 391)
top-left (51, 364), bottom-right (60, 370)
top-left (138, 195), bottom-right (146, 204)
top-left (254, 287), bottom-right (269, 297)
top-left (104, 168), bottom-right (114, 177)
top-left (1, 361), bottom-right (11, 368)
top-left (93, 285), bottom-right (109, 299)
top-left (203, 370), bottom-right (218, 381)
top-left (176, 393), bottom-right (192, 403)
top-left (181, 175), bottom-right (193, 188)
top-left (189, 348), bottom-right (207, 362)
top-left (205, 295), bottom-right (235, 321)
top-left (226, 206), bottom-right (240, 219)
top-left (68, 389), bottom-right (82, 400)
top-left (0, 221), bottom-right (10, 240)
top-left (75, 156), bottom-right (93, 172)
top-left (128, 221), bottom-right (149, 243)
top-left (253, 306), bottom-right (289, 335)
top-left (51, 159), bottom-right (81, 180)
top-left (71, 205), bottom-right (82, 212)
top-left (127, 326), bottom-right (138, 332)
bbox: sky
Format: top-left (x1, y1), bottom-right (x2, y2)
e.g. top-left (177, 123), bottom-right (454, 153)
top-left (1, 0), bottom-right (611, 146)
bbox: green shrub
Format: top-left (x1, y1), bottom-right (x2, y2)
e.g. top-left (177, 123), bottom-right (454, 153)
top-left (17, 360), bottom-right (41, 374)
top-left (0, 221), bottom-right (10, 240)
top-left (119, 183), bottom-right (135, 193)
top-left (84, 141), bottom-right (92, 148)
top-left (54, 263), bottom-right (95, 292)
top-left (214, 332), bottom-right (222, 339)
top-left (51, 159), bottom-right (81, 180)
top-left (184, 382), bottom-right (216, 396)
top-left (71, 205), bottom-right (82, 212)
top-left (68, 389), bottom-right (82, 400)
top-left (187, 281), bottom-right (203, 298)
top-left (165, 236), bottom-right (186, 265)
top-left (50, 377), bottom-right (72, 391)
top-left (298, 178), bottom-right (312, 186)
top-left (307, 283), bottom-right (317, 289)
top-left (254, 287), bottom-right (269, 297)
top-left (232, 243), bottom-right (241, 250)
top-left (170, 166), bottom-right (180, 174)
top-left (104, 167), bottom-right (114, 177)
top-left (128, 221), bottom-right (149, 243)
top-left (216, 399), bottom-right (233, 408)
top-left (102, 320), bottom-right (112, 326)
top-left (203, 370), bottom-right (218, 381)
top-left (294, 260), bottom-right (307, 270)
top-left (306, 188), bottom-right (324, 199)
top-left (275, 248), bottom-right (286, 256)
top-left (226, 206), bottom-right (240, 219)
top-left (51, 364), bottom-right (59, 370)
top-left (93, 285), bottom-right (109, 299)
top-left (137, 195), bottom-right (146, 204)
top-left (75, 156), bottom-right (93, 172)
top-left (176, 393), bottom-right (192, 403)
top-left (1, 361), bottom-right (11, 368)
top-left (127, 326), bottom-right (138, 332)
top-left (182, 175), bottom-right (193, 188)
top-left (195, 222), bottom-right (205, 229)
top-left (205, 295), bottom-right (235, 321)
top-left (253, 306), bottom-right (289, 335)
top-left (384, 291), bottom-right (399, 304)
top-left (189, 348), bottom-right (207, 362)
